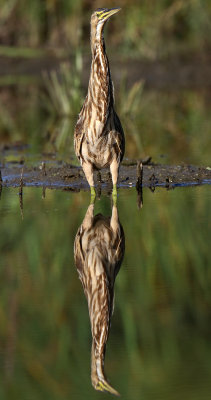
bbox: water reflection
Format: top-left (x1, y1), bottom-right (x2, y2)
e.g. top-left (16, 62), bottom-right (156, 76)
top-left (74, 202), bottom-right (125, 395)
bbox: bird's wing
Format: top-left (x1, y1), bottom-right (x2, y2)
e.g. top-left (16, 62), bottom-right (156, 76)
top-left (74, 121), bottom-right (85, 161)
top-left (74, 228), bottom-right (85, 280)
top-left (113, 111), bottom-right (125, 161)
top-left (90, 271), bottom-right (111, 347)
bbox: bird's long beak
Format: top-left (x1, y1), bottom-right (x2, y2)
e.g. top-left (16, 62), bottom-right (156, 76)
top-left (96, 379), bottom-right (120, 396)
top-left (100, 8), bottom-right (121, 22)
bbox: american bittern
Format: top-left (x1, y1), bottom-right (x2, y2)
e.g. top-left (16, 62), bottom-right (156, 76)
top-left (74, 203), bottom-right (125, 395)
top-left (74, 8), bottom-right (125, 199)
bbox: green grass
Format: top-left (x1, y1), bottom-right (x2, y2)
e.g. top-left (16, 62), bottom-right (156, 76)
top-left (43, 53), bottom-right (83, 117)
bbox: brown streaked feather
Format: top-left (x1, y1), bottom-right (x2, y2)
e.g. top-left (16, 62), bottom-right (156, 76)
top-left (74, 9), bottom-right (124, 188)
top-left (74, 203), bottom-right (125, 395)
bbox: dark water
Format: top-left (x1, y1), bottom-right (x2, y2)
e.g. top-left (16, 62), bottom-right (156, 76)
top-left (0, 184), bottom-right (211, 399)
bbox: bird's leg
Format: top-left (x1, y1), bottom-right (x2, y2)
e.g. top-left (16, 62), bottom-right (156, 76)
top-left (110, 159), bottom-right (119, 201)
top-left (82, 203), bottom-right (94, 229)
top-left (82, 162), bottom-right (96, 201)
top-left (110, 204), bottom-right (119, 234)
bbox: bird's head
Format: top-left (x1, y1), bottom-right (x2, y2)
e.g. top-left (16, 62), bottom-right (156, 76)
top-left (94, 377), bottom-right (120, 397)
top-left (94, 7), bottom-right (121, 24)
top-left (91, 8), bottom-right (121, 41)
top-left (91, 343), bottom-right (120, 396)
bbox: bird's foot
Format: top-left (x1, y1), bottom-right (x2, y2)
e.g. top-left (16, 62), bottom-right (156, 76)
top-left (90, 186), bottom-right (96, 204)
top-left (112, 184), bottom-right (117, 205)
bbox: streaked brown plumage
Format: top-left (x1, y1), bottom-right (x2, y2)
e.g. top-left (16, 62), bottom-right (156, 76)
top-left (74, 203), bottom-right (125, 395)
top-left (74, 8), bottom-right (125, 196)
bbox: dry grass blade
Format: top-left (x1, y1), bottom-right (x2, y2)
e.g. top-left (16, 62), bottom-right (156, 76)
top-left (42, 53), bottom-right (83, 117)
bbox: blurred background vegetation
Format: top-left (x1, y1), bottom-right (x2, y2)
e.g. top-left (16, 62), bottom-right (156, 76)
top-left (0, 85), bottom-right (210, 166)
top-left (1, 0), bottom-right (211, 57)
top-left (0, 0), bottom-right (211, 164)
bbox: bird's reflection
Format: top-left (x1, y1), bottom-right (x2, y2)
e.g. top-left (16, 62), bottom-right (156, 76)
top-left (74, 202), bottom-right (125, 396)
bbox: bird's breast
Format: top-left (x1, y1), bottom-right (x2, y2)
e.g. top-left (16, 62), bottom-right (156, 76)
top-left (87, 117), bottom-right (104, 144)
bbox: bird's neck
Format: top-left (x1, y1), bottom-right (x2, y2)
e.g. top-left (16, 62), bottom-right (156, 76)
top-left (90, 22), bottom-right (105, 57)
top-left (91, 342), bottom-right (105, 388)
top-left (92, 38), bottom-right (109, 77)
top-left (89, 27), bottom-right (113, 105)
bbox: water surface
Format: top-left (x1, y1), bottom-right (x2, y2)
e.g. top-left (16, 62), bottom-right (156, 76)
top-left (0, 185), bottom-right (210, 399)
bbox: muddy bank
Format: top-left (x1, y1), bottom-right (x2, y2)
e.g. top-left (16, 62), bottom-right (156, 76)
top-left (1, 159), bottom-right (211, 193)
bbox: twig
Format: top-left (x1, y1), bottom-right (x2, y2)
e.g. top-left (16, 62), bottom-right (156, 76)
top-left (19, 168), bottom-right (24, 219)
top-left (136, 161), bottom-right (143, 209)
top-left (42, 186), bottom-right (46, 199)
top-left (96, 171), bottom-right (102, 199)
top-left (41, 162), bottom-right (47, 176)
top-left (0, 168), bottom-right (2, 199)
top-left (149, 173), bottom-right (157, 192)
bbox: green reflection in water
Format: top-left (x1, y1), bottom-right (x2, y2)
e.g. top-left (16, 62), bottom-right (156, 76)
top-left (0, 186), bottom-right (211, 399)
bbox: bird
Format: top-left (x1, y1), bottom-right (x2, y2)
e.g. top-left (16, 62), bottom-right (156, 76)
top-left (74, 8), bottom-right (125, 200)
top-left (74, 202), bottom-right (125, 395)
